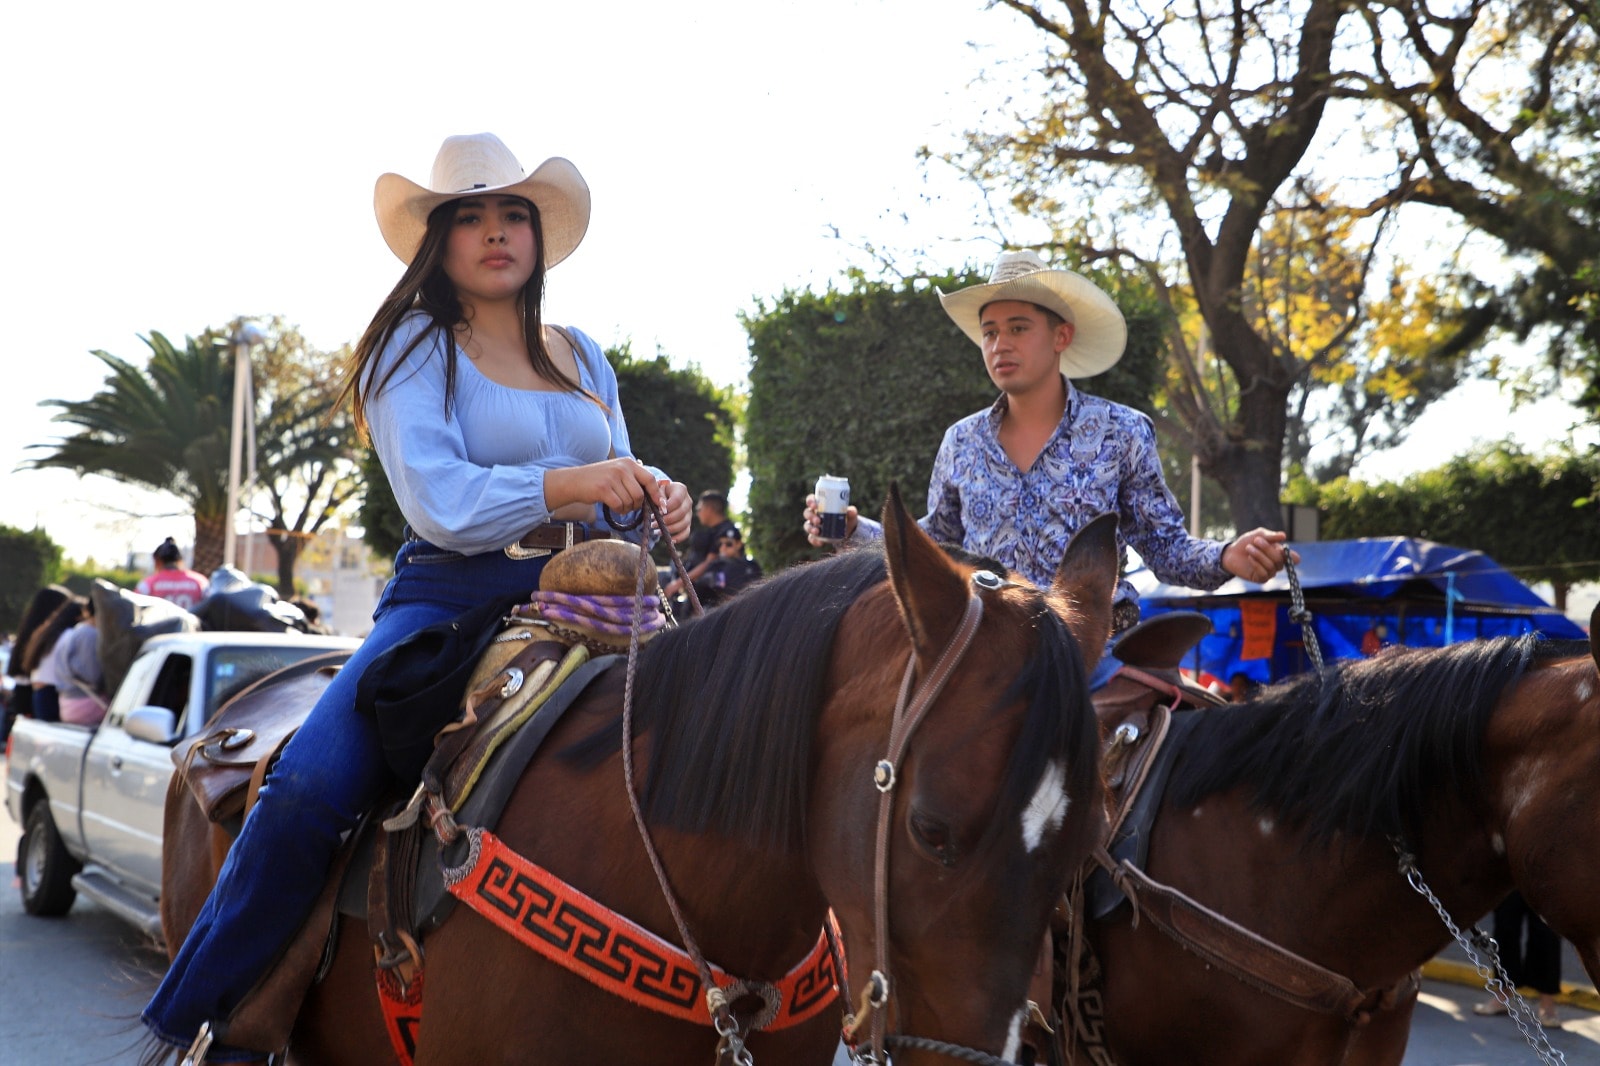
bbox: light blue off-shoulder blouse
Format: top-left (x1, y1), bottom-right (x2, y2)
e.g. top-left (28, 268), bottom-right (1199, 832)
top-left (365, 312), bottom-right (663, 556)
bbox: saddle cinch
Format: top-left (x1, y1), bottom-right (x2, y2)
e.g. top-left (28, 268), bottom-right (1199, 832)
top-left (170, 540), bottom-right (659, 1057)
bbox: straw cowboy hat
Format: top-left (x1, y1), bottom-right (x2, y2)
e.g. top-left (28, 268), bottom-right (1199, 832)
top-left (374, 132), bottom-right (591, 266)
top-left (939, 250), bottom-right (1128, 378)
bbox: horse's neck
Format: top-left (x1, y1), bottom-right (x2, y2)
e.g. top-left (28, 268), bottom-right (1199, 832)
top-left (1155, 796), bottom-right (1508, 985)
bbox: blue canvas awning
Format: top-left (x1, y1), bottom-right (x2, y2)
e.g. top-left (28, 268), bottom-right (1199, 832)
top-left (1130, 536), bottom-right (1587, 685)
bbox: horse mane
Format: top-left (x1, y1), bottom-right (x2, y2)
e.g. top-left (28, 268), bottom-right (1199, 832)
top-left (561, 545), bottom-right (1097, 860)
top-left (1165, 634), bottom-right (1571, 847)
top-left (561, 548), bottom-right (887, 853)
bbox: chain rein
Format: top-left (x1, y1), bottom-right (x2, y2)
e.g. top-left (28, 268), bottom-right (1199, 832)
top-left (1392, 844), bottom-right (1566, 1065)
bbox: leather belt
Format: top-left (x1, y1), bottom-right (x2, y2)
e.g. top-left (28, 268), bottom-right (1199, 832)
top-left (505, 521), bottom-right (616, 560)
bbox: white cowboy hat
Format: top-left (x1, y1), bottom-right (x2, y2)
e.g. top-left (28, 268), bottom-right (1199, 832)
top-left (938, 250), bottom-right (1128, 378)
top-left (374, 132), bottom-right (590, 266)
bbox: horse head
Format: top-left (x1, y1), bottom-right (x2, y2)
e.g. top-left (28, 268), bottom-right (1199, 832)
top-left (811, 488), bottom-right (1116, 1062)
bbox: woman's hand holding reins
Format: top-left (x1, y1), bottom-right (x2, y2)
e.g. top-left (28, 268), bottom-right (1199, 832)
top-left (546, 459), bottom-right (691, 541)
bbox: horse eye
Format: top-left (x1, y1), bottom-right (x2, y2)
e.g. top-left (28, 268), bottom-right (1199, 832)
top-left (910, 809), bottom-right (958, 867)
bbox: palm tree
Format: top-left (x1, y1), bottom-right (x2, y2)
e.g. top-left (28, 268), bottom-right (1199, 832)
top-left (25, 330), bottom-right (235, 571)
top-left (26, 321), bottom-right (366, 589)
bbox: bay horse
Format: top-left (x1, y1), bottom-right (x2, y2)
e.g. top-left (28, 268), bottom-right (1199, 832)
top-left (162, 493), bottom-right (1118, 1065)
top-left (1063, 603), bottom-right (1600, 1065)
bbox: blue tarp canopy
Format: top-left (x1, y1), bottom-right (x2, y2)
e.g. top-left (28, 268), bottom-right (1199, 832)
top-left (1130, 536), bottom-right (1587, 685)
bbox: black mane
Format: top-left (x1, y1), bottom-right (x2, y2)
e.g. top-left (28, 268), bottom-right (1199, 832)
top-left (562, 545), bottom-right (1096, 858)
top-left (1165, 635), bottom-right (1577, 846)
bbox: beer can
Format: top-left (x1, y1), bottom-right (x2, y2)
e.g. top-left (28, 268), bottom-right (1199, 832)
top-left (815, 474), bottom-right (850, 542)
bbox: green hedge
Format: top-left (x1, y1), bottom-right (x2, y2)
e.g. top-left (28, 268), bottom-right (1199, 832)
top-left (743, 267), bottom-right (1168, 570)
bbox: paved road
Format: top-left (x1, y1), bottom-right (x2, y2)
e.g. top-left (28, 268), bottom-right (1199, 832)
top-left (4, 786), bottom-right (1597, 1065)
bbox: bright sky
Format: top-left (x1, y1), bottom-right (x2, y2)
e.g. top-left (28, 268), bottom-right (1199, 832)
top-left (2, 0), bottom-right (1592, 567)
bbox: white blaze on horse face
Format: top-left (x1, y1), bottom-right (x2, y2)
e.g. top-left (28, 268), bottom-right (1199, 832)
top-left (1021, 760), bottom-right (1069, 853)
top-left (1001, 1007), bottom-right (1025, 1061)
top-left (1257, 817), bottom-right (1275, 837)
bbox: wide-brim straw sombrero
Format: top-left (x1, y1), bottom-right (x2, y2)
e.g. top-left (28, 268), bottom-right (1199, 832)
top-left (938, 250), bottom-right (1128, 378)
top-left (374, 132), bottom-right (590, 266)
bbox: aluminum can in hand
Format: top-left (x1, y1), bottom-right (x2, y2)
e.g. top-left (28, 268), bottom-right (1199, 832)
top-left (815, 474), bottom-right (850, 542)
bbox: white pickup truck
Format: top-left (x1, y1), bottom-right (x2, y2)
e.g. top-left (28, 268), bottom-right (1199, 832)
top-left (4, 631), bottom-right (359, 942)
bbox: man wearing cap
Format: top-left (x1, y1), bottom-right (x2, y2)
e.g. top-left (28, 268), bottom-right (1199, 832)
top-left (804, 249), bottom-right (1292, 645)
top-left (135, 537), bottom-right (210, 610)
top-left (692, 524), bottom-right (763, 608)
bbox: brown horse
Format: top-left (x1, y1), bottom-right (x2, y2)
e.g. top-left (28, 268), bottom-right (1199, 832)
top-left (1064, 603), bottom-right (1600, 1065)
top-left (163, 494), bottom-right (1119, 1065)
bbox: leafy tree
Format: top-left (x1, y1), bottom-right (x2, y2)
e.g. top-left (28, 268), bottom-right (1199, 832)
top-left (954, 0), bottom-right (1595, 525)
top-left (1350, 0), bottom-right (1600, 418)
top-left (0, 526), bottom-right (63, 628)
top-left (238, 317), bottom-right (364, 596)
top-left (606, 342), bottom-right (738, 513)
top-left (1286, 443), bottom-right (1600, 609)
top-left (358, 447), bottom-right (406, 563)
top-left (24, 331), bottom-right (235, 571)
top-left (354, 342), bottom-right (737, 562)
top-left (743, 266), bottom-right (1168, 570)
top-left (27, 323), bottom-right (364, 587)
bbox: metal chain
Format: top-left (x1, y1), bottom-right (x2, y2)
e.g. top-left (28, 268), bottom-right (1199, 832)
top-left (1282, 550), bottom-right (1325, 674)
top-left (1394, 844), bottom-right (1566, 1065)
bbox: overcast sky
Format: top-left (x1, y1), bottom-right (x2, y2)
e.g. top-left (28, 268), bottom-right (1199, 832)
top-left (2, 0), bottom-right (1591, 567)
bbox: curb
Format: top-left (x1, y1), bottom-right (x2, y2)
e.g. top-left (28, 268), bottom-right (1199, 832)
top-left (1422, 959), bottom-right (1600, 1014)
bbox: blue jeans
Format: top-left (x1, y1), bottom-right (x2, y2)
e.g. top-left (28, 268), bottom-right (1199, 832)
top-left (143, 540), bottom-right (548, 1057)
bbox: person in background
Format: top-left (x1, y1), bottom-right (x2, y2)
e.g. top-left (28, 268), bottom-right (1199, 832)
top-left (803, 249), bottom-right (1294, 680)
top-left (664, 490), bottom-right (736, 604)
top-left (141, 130), bottom-right (690, 1064)
top-left (136, 538), bottom-right (210, 610)
top-left (1475, 891), bottom-right (1562, 1026)
top-left (692, 525), bottom-right (763, 608)
top-left (3, 584), bottom-right (71, 738)
top-left (51, 595), bottom-right (106, 726)
top-left (21, 594), bottom-right (87, 724)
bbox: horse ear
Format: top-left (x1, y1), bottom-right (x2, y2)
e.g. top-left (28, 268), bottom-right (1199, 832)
top-left (1051, 512), bottom-right (1119, 675)
top-left (881, 481), bottom-right (971, 661)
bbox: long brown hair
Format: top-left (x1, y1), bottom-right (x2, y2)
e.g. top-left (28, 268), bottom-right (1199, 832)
top-left (341, 198), bottom-right (598, 440)
top-left (22, 596), bottom-right (86, 674)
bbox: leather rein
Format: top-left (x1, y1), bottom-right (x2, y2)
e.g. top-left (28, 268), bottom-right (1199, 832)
top-left (842, 568), bottom-right (1033, 1066)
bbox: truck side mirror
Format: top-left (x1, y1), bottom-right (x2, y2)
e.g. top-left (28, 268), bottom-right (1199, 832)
top-left (124, 706), bottom-right (179, 745)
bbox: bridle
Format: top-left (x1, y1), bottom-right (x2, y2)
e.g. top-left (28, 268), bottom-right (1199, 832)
top-left (842, 568), bottom-right (1032, 1066)
top-left (610, 504), bottom-right (1030, 1065)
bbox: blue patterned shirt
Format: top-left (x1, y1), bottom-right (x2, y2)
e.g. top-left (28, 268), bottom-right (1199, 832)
top-left (854, 381), bottom-right (1230, 605)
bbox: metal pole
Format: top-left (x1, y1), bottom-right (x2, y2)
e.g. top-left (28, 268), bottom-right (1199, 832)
top-left (225, 325), bottom-right (263, 570)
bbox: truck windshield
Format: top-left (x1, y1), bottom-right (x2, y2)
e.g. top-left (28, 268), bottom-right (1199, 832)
top-left (203, 647), bottom-right (345, 723)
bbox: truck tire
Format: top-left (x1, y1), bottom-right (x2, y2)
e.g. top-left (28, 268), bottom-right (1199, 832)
top-left (20, 802), bottom-right (80, 916)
